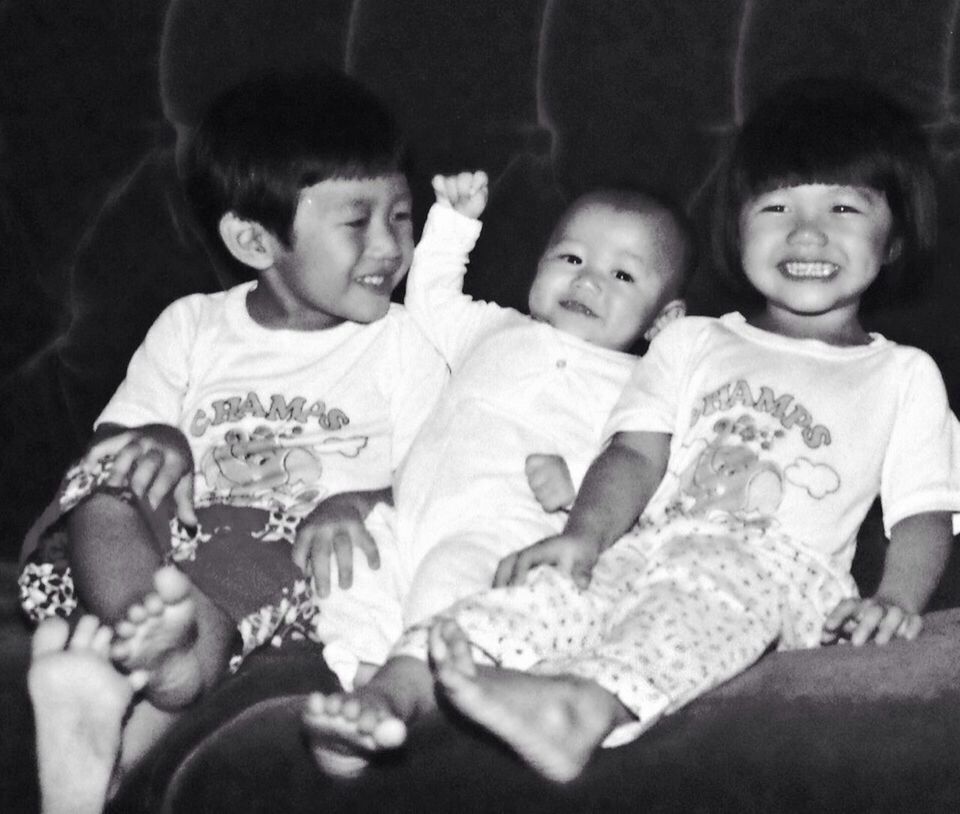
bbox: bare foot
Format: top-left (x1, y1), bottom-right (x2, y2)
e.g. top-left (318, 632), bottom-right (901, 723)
top-left (28, 615), bottom-right (148, 814)
top-left (110, 565), bottom-right (203, 710)
top-left (303, 686), bottom-right (408, 777)
top-left (428, 618), bottom-right (620, 783)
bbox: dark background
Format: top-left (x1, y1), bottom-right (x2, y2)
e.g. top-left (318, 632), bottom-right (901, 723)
top-left (4, 4), bottom-right (960, 812)
top-left (3, 0), bottom-right (960, 560)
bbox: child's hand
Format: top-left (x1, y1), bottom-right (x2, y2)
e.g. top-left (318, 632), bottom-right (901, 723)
top-left (432, 171), bottom-right (489, 219)
top-left (525, 454), bottom-right (575, 512)
top-left (493, 532), bottom-right (601, 590)
top-left (292, 493), bottom-right (381, 598)
top-left (821, 596), bottom-right (923, 646)
top-left (80, 424), bottom-right (197, 527)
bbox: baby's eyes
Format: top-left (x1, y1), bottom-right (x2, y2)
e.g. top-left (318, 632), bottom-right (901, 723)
top-left (392, 209), bottom-right (412, 222)
top-left (831, 204), bottom-right (861, 214)
top-left (614, 270), bottom-right (635, 283)
top-left (759, 204), bottom-right (786, 213)
top-left (560, 254), bottom-right (582, 265)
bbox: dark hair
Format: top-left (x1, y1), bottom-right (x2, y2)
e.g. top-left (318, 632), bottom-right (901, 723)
top-left (182, 70), bottom-right (407, 262)
top-left (713, 77), bottom-right (938, 311)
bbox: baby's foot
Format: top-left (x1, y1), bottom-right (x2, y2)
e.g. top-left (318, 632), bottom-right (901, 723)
top-left (429, 618), bottom-right (617, 783)
top-left (28, 615), bottom-right (147, 814)
top-left (110, 565), bottom-right (202, 710)
top-left (303, 687), bottom-right (407, 778)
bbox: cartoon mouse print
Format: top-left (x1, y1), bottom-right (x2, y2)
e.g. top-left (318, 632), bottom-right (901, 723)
top-left (200, 424), bottom-right (367, 506)
top-left (677, 416), bottom-right (784, 518)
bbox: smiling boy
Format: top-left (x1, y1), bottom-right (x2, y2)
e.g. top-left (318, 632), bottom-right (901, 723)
top-left (21, 71), bottom-right (446, 812)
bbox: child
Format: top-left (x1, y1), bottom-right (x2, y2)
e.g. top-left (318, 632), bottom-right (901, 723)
top-left (303, 170), bottom-right (693, 771)
top-left (304, 78), bottom-right (960, 783)
top-left (19, 70), bottom-right (447, 807)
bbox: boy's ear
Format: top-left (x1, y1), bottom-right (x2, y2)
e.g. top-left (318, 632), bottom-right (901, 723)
top-left (218, 212), bottom-right (279, 270)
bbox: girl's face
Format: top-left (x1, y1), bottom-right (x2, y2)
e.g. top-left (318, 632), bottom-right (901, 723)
top-left (739, 183), bottom-right (896, 337)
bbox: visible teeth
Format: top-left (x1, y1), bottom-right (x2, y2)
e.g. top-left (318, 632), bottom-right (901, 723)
top-left (360, 275), bottom-right (385, 285)
top-left (782, 261), bottom-right (837, 278)
top-left (560, 300), bottom-right (596, 317)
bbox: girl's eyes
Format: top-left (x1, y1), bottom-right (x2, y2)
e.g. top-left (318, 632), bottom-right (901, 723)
top-left (392, 209), bottom-right (412, 222)
top-left (831, 204), bottom-right (862, 214)
top-left (614, 270), bottom-right (635, 283)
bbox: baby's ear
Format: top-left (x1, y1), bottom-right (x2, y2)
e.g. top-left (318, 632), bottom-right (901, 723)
top-left (643, 299), bottom-right (686, 342)
top-left (218, 212), bottom-right (277, 270)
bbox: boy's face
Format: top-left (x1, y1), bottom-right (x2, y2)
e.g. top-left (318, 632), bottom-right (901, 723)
top-left (267, 173), bottom-right (414, 327)
top-left (528, 202), bottom-right (683, 351)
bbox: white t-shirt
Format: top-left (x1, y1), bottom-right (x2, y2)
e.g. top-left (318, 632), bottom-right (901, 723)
top-left (98, 282), bottom-right (447, 515)
top-left (398, 204), bottom-right (636, 567)
top-left (604, 313), bottom-right (960, 573)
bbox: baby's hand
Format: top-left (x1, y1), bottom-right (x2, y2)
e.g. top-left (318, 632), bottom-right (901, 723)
top-left (821, 596), bottom-right (923, 646)
top-left (432, 171), bottom-right (489, 219)
top-left (292, 493), bottom-right (381, 598)
top-left (493, 532), bottom-right (601, 590)
top-left (81, 424), bottom-right (196, 527)
top-left (525, 453), bottom-right (575, 512)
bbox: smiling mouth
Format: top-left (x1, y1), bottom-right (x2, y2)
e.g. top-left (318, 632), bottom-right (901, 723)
top-left (355, 272), bottom-right (393, 292)
top-left (559, 299), bottom-right (598, 318)
top-left (779, 261), bottom-right (839, 280)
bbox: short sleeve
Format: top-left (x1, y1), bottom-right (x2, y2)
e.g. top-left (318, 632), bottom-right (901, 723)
top-left (880, 350), bottom-right (960, 534)
top-left (95, 296), bottom-right (200, 429)
top-left (602, 317), bottom-right (694, 441)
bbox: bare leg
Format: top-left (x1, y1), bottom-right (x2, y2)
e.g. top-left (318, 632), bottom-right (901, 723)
top-left (303, 654), bottom-right (436, 777)
top-left (28, 615), bottom-right (147, 814)
top-left (429, 618), bottom-right (633, 783)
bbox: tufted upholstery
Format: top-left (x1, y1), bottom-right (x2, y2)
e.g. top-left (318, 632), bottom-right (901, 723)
top-left (3, 2), bottom-right (960, 811)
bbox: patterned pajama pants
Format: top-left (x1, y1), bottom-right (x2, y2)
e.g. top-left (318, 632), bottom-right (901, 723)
top-left (19, 460), bottom-right (319, 670)
top-left (392, 518), bottom-right (857, 747)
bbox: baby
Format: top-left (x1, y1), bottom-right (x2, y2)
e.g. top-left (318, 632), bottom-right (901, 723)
top-left (302, 170), bottom-right (695, 771)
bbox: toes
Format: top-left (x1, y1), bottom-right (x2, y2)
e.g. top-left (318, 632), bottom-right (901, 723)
top-left (373, 717), bottom-right (406, 749)
top-left (90, 623), bottom-right (115, 657)
top-left (69, 614), bottom-right (102, 650)
top-left (124, 602), bottom-right (149, 626)
top-left (31, 616), bottom-right (71, 658)
top-left (127, 669), bottom-right (149, 692)
top-left (152, 565), bottom-right (192, 604)
top-left (114, 618), bottom-right (138, 641)
top-left (143, 592), bottom-right (166, 617)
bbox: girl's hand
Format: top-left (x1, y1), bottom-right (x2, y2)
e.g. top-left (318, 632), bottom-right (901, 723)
top-left (525, 453), bottom-right (576, 512)
top-left (821, 596), bottom-right (923, 646)
top-left (493, 533), bottom-right (601, 589)
top-left (292, 493), bottom-right (381, 598)
top-left (81, 424), bottom-right (197, 527)
top-left (432, 171), bottom-right (489, 219)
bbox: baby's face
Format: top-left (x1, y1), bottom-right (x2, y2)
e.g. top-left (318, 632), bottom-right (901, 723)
top-left (528, 202), bottom-right (682, 351)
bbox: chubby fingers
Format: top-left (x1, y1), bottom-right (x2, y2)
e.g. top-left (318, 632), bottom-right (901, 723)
top-left (822, 597), bottom-right (923, 646)
top-left (432, 171), bottom-right (488, 205)
top-left (493, 552), bottom-right (519, 587)
top-left (79, 431), bottom-right (138, 470)
top-left (171, 474), bottom-right (198, 528)
top-left (293, 521), bottom-right (380, 598)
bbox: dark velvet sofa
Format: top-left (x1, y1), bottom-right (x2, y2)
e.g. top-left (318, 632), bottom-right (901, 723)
top-left (3, 1), bottom-right (960, 812)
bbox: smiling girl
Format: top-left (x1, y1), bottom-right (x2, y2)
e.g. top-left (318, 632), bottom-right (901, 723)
top-left (301, 78), bottom-right (960, 785)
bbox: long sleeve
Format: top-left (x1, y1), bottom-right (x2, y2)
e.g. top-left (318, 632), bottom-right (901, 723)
top-left (405, 203), bottom-right (515, 370)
